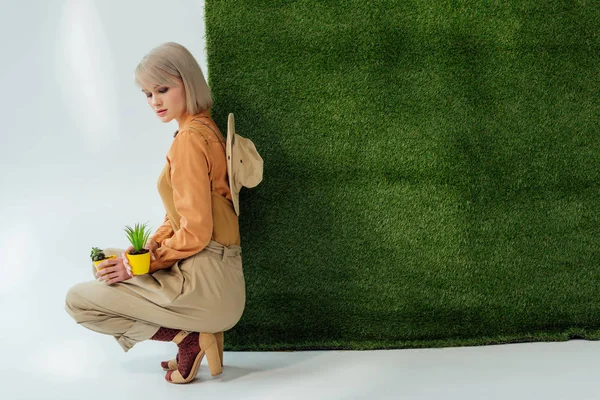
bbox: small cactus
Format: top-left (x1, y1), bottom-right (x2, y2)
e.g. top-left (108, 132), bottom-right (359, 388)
top-left (90, 247), bottom-right (107, 262)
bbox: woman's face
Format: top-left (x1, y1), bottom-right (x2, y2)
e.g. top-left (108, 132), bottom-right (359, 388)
top-left (141, 79), bottom-right (186, 123)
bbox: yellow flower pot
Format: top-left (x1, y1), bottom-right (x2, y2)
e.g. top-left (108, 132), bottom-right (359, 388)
top-left (126, 251), bottom-right (151, 275)
top-left (93, 255), bottom-right (116, 269)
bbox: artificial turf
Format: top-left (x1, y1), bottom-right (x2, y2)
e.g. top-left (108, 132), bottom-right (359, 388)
top-left (205, 0), bottom-right (600, 350)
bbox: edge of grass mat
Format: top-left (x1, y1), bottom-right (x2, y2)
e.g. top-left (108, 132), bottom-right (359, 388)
top-left (225, 328), bottom-right (600, 351)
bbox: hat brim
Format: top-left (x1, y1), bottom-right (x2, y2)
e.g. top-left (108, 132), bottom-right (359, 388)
top-left (227, 113), bottom-right (240, 216)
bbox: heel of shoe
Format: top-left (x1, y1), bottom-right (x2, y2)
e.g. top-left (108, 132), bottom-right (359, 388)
top-left (200, 333), bottom-right (223, 376)
top-left (215, 331), bottom-right (224, 367)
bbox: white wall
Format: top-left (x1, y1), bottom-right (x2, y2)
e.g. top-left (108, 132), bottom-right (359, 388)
top-left (0, 0), bottom-right (208, 388)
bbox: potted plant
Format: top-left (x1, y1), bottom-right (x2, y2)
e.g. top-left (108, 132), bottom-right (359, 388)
top-left (124, 222), bottom-right (153, 275)
top-left (90, 247), bottom-right (116, 269)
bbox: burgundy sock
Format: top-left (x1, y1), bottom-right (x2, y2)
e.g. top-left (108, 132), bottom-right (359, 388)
top-left (167, 332), bottom-right (200, 380)
top-left (150, 327), bottom-right (180, 342)
top-left (160, 353), bottom-right (179, 370)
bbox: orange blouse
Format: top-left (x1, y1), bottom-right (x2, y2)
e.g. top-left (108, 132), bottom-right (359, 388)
top-left (151, 110), bottom-right (240, 268)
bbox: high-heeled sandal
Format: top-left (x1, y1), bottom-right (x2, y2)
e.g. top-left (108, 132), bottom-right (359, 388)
top-left (165, 332), bottom-right (222, 384)
top-left (161, 331), bottom-right (224, 371)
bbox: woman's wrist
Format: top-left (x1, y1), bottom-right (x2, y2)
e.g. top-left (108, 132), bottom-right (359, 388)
top-left (148, 256), bottom-right (167, 274)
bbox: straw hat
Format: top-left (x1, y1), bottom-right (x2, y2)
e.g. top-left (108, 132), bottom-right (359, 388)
top-left (226, 113), bottom-right (263, 216)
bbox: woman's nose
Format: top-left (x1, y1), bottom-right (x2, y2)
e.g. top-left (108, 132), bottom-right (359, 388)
top-left (151, 95), bottom-right (161, 107)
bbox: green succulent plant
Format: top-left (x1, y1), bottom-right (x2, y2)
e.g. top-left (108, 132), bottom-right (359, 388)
top-left (124, 222), bottom-right (152, 253)
top-left (90, 247), bottom-right (107, 262)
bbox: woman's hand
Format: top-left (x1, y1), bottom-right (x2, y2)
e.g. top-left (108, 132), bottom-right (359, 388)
top-left (96, 255), bottom-right (133, 285)
top-left (145, 239), bottom-right (159, 261)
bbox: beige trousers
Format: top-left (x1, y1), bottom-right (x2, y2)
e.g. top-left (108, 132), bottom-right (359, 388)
top-left (65, 241), bottom-right (245, 352)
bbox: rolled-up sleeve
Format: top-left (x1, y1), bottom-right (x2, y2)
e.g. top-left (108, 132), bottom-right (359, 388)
top-left (155, 130), bottom-right (213, 267)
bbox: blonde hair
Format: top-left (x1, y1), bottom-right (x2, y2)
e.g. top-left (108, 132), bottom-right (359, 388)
top-left (134, 42), bottom-right (212, 114)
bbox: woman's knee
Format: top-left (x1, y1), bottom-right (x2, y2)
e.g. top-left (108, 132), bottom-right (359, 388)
top-left (65, 282), bottom-right (93, 319)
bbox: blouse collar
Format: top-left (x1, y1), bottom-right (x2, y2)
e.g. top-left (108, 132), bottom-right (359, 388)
top-left (174, 109), bottom-right (211, 137)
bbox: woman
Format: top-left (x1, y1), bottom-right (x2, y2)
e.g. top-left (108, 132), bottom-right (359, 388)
top-left (65, 42), bottom-right (245, 384)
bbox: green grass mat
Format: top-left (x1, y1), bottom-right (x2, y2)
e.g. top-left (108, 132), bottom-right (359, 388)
top-left (205, 0), bottom-right (600, 350)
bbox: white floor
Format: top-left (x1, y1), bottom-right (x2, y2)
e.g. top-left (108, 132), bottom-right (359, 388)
top-left (2, 334), bottom-right (600, 399)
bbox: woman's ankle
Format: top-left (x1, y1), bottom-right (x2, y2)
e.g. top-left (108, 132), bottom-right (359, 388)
top-left (174, 332), bottom-right (200, 378)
